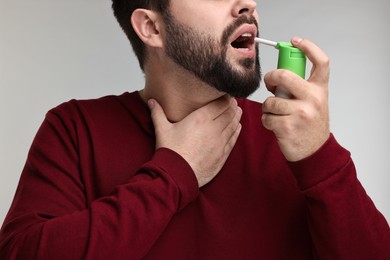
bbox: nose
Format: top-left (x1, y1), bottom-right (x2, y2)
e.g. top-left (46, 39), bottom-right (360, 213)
top-left (232, 0), bottom-right (257, 17)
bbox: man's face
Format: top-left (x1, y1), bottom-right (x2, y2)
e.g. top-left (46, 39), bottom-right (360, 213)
top-left (162, 3), bottom-right (261, 98)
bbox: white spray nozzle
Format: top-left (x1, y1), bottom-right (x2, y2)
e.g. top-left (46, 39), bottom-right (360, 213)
top-left (254, 38), bottom-right (277, 48)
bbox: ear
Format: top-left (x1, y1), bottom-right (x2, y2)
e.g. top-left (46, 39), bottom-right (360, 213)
top-left (131, 9), bottom-right (163, 48)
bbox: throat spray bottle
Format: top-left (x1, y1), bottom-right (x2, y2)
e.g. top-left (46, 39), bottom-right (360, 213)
top-left (255, 38), bottom-right (307, 98)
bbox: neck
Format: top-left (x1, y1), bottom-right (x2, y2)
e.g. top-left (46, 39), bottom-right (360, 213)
top-left (139, 61), bottom-right (225, 122)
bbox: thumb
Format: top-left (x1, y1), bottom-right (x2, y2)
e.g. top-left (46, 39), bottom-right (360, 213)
top-left (148, 99), bottom-right (169, 130)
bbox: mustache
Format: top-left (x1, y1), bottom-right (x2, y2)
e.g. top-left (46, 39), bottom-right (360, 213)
top-left (221, 15), bottom-right (258, 46)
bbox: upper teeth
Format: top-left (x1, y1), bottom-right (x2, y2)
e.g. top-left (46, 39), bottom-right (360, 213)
top-left (241, 33), bottom-right (253, 38)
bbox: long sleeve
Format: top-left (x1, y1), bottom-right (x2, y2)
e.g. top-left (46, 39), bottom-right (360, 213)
top-left (2, 94), bottom-right (389, 259)
top-left (0, 102), bottom-right (199, 259)
top-left (289, 134), bottom-right (390, 259)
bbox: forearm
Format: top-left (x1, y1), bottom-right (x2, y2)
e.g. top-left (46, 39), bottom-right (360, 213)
top-left (0, 149), bottom-right (198, 259)
top-left (290, 135), bottom-right (390, 259)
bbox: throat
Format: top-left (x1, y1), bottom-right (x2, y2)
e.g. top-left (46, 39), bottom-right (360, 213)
top-left (140, 83), bottom-right (224, 123)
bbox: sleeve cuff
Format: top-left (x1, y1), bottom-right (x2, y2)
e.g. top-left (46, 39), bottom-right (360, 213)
top-left (288, 134), bottom-right (351, 191)
top-left (146, 148), bottom-right (199, 211)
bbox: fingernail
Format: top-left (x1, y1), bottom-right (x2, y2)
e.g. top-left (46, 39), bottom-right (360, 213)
top-left (292, 37), bottom-right (303, 44)
top-left (147, 99), bottom-right (155, 109)
top-left (237, 106), bottom-right (242, 114)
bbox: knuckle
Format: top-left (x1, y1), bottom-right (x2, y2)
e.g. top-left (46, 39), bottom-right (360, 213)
top-left (318, 56), bottom-right (330, 76)
top-left (296, 106), bottom-right (318, 124)
top-left (264, 98), bottom-right (288, 114)
top-left (297, 107), bottom-right (310, 121)
top-left (277, 100), bottom-right (289, 114)
top-left (277, 69), bottom-right (291, 81)
top-left (322, 56), bottom-right (330, 67)
top-left (261, 114), bottom-right (273, 130)
top-left (279, 119), bottom-right (295, 136)
top-left (263, 70), bottom-right (273, 83)
top-left (263, 98), bottom-right (274, 112)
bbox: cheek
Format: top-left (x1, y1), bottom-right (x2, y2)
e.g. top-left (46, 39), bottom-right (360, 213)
top-left (170, 4), bottom-right (226, 38)
top-left (170, 3), bottom-right (204, 25)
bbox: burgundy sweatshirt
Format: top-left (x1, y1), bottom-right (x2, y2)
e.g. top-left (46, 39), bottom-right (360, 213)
top-left (0, 92), bottom-right (389, 259)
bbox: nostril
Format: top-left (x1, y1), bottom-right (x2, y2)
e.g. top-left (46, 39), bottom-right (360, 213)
top-left (239, 8), bottom-right (249, 14)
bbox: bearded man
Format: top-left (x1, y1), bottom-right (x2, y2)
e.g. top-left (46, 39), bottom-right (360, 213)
top-left (0, 0), bottom-right (389, 259)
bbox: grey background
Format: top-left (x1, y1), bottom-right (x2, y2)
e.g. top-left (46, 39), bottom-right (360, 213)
top-left (1, 0), bottom-right (389, 224)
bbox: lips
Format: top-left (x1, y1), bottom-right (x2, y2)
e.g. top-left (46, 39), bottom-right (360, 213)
top-left (231, 33), bottom-right (256, 49)
top-left (229, 24), bottom-right (257, 59)
top-left (230, 24), bottom-right (257, 51)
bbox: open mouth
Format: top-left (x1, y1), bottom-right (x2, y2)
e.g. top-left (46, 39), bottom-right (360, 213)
top-left (231, 33), bottom-right (255, 50)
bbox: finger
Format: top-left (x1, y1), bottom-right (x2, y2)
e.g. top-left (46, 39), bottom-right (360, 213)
top-left (214, 103), bottom-right (241, 129)
top-left (261, 113), bottom-right (287, 133)
top-left (148, 99), bottom-right (170, 131)
top-left (224, 122), bottom-right (242, 154)
top-left (264, 70), bottom-right (308, 100)
top-left (291, 37), bottom-right (330, 84)
top-left (221, 105), bottom-right (242, 148)
top-left (262, 96), bottom-right (292, 116)
top-left (196, 95), bottom-right (235, 120)
top-left (264, 70), bottom-right (307, 100)
top-left (223, 106), bottom-right (242, 132)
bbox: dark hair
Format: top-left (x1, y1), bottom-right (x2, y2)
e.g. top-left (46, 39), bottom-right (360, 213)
top-left (111, 0), bottom-right (170, 70)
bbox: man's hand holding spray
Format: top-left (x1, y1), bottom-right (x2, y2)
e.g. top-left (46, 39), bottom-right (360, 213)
top-left (259, 37), bottom-right (331, 162)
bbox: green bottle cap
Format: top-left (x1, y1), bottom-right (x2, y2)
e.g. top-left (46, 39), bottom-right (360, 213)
top-left (276, 42), bottom-right (306, 79)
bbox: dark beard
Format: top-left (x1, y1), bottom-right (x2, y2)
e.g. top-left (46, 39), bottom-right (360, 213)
top-left (163, 13), bottom-right (261, 98)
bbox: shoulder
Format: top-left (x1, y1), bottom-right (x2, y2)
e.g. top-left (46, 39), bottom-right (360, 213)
top-left (40, 92), bottom-right (139, 135)
top-left (47, 92), bottom-right (139, 120)
top-left (51, 92), bottom-right (127, 113)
